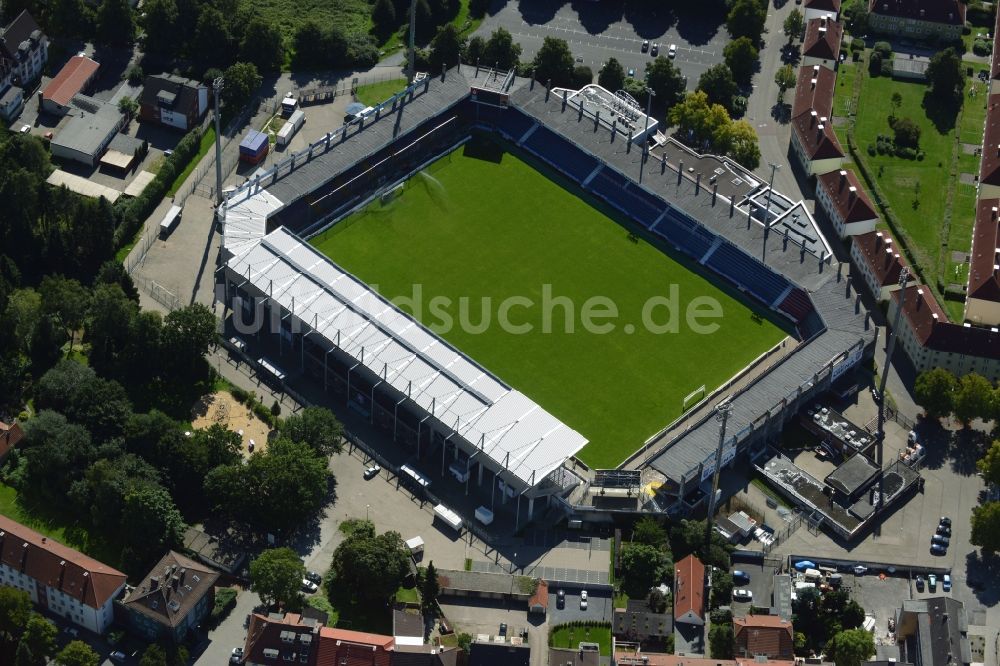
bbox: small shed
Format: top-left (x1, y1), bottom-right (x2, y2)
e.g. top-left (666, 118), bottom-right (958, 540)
top-left (528, 579), bottom-right (548, 615)
top-left (239, 129), bottom-right (269, 165)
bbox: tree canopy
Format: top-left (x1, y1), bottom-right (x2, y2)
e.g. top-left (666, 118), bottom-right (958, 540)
top-left (54, 641), bottom-right (99, 666)
top-left (784, 9), bottom-right (804, 41)
top-left (698, 64), bottom-right (740, 114)
top-left (645, 56), bottom-right (687, 113)
top-left (914, 368), bottom-right (957, 419)
top-left (222, 62), bottom-right (262, 113)
top-left (533, 37), bottom-right (575, 88)
top-left (327, 521), bottom-right (411, 605)
top-left (599, 58), bottom-right (626, 93)
top-left (727, 0), bottom-right (767, 41)
top-left (724, 37), bottom-right (759, 85)
top-left (971, 501), bottom-right (1000, 554)
top-left (926, 48), bottom-right (964, 98)
top-left (483, 27), bottom-right (522, 71)
top-left (953, 372), bottom-right (994, 425)
top-left (619, 542), bottom-right (672, 598)
top-left (828, 629), bottom-right (875, 666)
top-left (978, 440), bottom-right (1000, 487)
top-left (250, 547), bottom-right (306, 607)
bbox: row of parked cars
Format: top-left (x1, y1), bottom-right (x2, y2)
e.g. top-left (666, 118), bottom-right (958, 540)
top-left (915, 572), bottom-right (951, 592)
top-left (930, 517), bottom-right (951, 555)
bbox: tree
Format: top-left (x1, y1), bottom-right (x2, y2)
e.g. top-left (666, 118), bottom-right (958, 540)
top-left (722, 119), bottom-right (760, 168)
top-left (953, 372), bottom-right (994, 425)
top-left (429, 24), bottom-right (465, 72)
top-left (96, 0), bottom-right (134, 46)
top-left (599, 57), bottom-right (626, 93)
top-left (18, 615), bottom-right (56, 666)
top-left (118, 96), bottom-right (139, 119)
top-left (572, 65), bottom-right (593, 88)
top-left (843, 0), bottom-right (869, 33)
top-left (727, 0), bottom-right (766, 41)
top-left (161, 303), bottom-right (216, 379)
top-left (669, 519), bottom-right (732, 570)
top-left (96, 260), bottom-right (139, 302)
top-left (724, 37), bottom-right (759, 85)
top-left (698, 64), bottom-right (739, 114)
top-left (192, 5), bottom-right (232, 68)
top-left (645, 56), bottom-right (687, 112)
top-left (914, 368), bottom-right (957, 419)
top-left (250, 547), bottom-right (305, 607)
top-left (893, 117), bottom-right (921, 148)
top-left (240, 18), bottom-right (285, 72)
top-left (138, 644), bottom-right (168, 666)
top-left (280, 407), bottom-right (344, 456)
top-left (971, 501), bottom-right (1000, 554)
top-left (328, 522), bottom-right (411, 605)
top-left (466, 35), bottom-right (486, 64)
top-left (710, 571), bottom-right (734, 609)
top-left (19, 411), bottom-right (95, 503)
top-left (533, 37), bottom-right (575, 88)
top-left (926, 48), bottom-right (964, 98)
top-left (647, 587), bottom-right (667, 613)
top-left (784, 8), bottom-right (805, 41)
top-left (669, 91), bottom-right (731, 147)
top-left (483, 27), bottom-right (521, 71)
top-left (827, 629), bottom-right (875, 666)
top-left (709, 623), bottom-right (735, 658)
top-left (0, 587), bottom-right (31, 644)
top-left (141, 0), bottom-right (177, 54)
top-left (978, 440), bottom-right (1000, 487)
top-left (632, 516), bottom-right (668, 548)
top-left (45, 0), bottom-right (93, 39)
top-left (38, 275), bottom-right (89, 350)
top-left (54, 641), bottom-right (99, 666)
top-left (372, 0), bottom-right (397, 37)
top-left (121, 483), bottom-right (186, 570)
top-left (619, 542), bottom-right (672, 598)
top-left (774, 64), bottom-right (797, 102)
top-left (890, 92), bottom-right (902, 119)
top-left (421, 561), bottom-right (440, 613)
top-left (222, 62), bottom-right (261, 112)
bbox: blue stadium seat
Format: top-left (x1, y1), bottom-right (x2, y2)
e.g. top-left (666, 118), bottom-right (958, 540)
top-left (705, 242), bottom-right (790, 305)
top-left (492, 110), bottom-right (536, 142)
top-left (522, 126), bottom-right (597, 183)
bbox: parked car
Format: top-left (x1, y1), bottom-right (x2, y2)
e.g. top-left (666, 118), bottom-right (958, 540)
top-left (499, 623), bottom-right (507, 637)
top-left (668, 44), bottom-right (677, 58)
top-left (939, 516), bottom-right (952, 527)
top-left (557, 589), bottom-right (565, 608)
top-left (853, 565), bottom-right (868, 575)
top-left (930, 543), bottom-right (947, 556)
top-left (364, 464), bottom-right (380, 479)
top-left (732, 570), bottom-right (751, 585)
top-left (301, 578), bottom-right (319, 594)
top-left (942, 574), bottom-right (952, 591)
top-left (580, 589), bottom-right (589, 610)
top-left (932, 534), bottom-right (950, 546)
top-left (651, 43), bottom-right (659, 56)
top-left (231, 647), bottom-right (244, 664)
top-left (305, 571), bottom-right (322, 584)
top-left (732, 589), bottom-right (753, 602)
top-left (641, 39), bottom-right (649, 52)
top-left (63, 627), bottom-right (79, 638)
top-left (19, 125), bottom-right (30, 133)
top-left (628, 67), bottom-right (636, 77)
top-left (110, 652), bottom-right (127, 664)
top-left (915, 575), bottom-right (924, 591)
top-left (936, 524), bottom-right (951, 537)
top-left (928, 574), bottom-right (937, 591)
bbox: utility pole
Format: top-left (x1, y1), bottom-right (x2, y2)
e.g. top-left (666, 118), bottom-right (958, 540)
top-left (639, 88), bottom-right (654, 183)
top-left (704, 400), bottom-right (734, 546)
top-left (874, 267), bottom-right (909, 524)
top-left (213, 76), bottom-right (224, 207)
top-left (762, 162), bottom-right (780, 261)
top-left (407, 0), bottom-right (417, 83)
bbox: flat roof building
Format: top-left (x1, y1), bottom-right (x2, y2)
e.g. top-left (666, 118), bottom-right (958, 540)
top-left (50, 96), bottom-right (125, 167)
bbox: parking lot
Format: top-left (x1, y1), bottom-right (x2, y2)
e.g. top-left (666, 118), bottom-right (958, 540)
top-left (730, 560), bottom-right (778, 609)
top-left (547, 586), bottom-right (613, 625)
top-left (474, 2), bottom-right (728, 89)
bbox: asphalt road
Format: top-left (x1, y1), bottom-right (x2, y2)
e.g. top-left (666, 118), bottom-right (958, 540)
top-left (474, 1), bottom-right (728, 89)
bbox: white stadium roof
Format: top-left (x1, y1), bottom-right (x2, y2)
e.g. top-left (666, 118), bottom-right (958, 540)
top-left (222, 194), bottom-right (588, 489)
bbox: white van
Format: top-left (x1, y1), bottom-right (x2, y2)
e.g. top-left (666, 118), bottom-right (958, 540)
top-left (803, 568), bottom-right (823, 582)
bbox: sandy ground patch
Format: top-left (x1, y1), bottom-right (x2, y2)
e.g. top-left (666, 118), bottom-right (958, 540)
top-left (191, 391), bottom-right (272, 456)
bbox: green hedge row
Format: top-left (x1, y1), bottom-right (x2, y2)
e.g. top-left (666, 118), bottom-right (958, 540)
top-left (114, 127), bottom-right (203, 249)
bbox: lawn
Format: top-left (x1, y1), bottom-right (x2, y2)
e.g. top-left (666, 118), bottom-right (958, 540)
top-left (167, 125), bottom-right (216, 197)
top-left (549, 623), bottom-right (612, 655)
top-left (311, 141), bottom-right (787, 468)
top-left (0, 483), bottom-right (122, 569)
top-left (354, 78), bottom-right (408, 107)
top-left (845, 61), bottom-right (982, 313)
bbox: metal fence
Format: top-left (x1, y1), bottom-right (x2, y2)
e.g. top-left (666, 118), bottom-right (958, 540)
top-left (132, 274), bottom-right (182, 311)
top-left (296, 70), bottom-right (406, 105)
top-left (762, 512), bottom-right (805, 555)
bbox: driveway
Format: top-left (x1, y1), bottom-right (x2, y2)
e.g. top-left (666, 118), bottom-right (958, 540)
top-left (194, 587), bottom-right (261, 665)
top-left (547, 587), bottom-right (613, 625)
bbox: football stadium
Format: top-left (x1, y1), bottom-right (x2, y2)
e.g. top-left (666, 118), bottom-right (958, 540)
top-left (218, 67), bottom-right (877, 528)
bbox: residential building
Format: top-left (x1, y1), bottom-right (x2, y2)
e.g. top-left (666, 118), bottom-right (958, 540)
top-left (549, 647), bottom-right (599, 666)
top-left (888, 284), bottom-right (1000, 382)
top-left (0, 514), bottom-right (126, 634)
top-left (612, 646), bottom-right (796, 666)
top-left (849, 232), bottom-right (916, 302)
top-left (734, 615), bottom-right (794, 660)
top-left (50, 96), bottom-right (125, 167)
top-left (802, 16), bottom-right (843, 70)
top-left (867, 0), bottom-right (966, 41)
top-left (0, 84), bottom-right (23, 121)
top-left (673, 554), bottom-right (705, 625)
top-left (0, 419), bottom-right (23, 462)
top-left (0, 10), bottom-right (47, 88)
top-left (895, 597), bottom-right (971, 666)
top-left (40, 55), bottom-right (99, 115)
top-left (614, 598), bottom-right (673, 644)
top-left (243, 611), bottom-right (322, 665)
top-left (139, 74), bottom-right (209, 131)
top-left (966, 199), bottom-right (1000, 325)
top-left (469, 638), bottom-right (530, 666)
top-left (816, 169), bottom-right (878, 238)
top-left (979, 95), bottom-right (1000, 198)
top-left (804, 0), bottom-right (841, 21)
top-left (119, 551), bottom-right (219, 643)
top-left (790, 65), bottom-right (845, 176)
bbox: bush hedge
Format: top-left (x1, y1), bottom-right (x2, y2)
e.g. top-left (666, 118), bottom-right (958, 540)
top-left (967, 3), bottom-right (996, 28)
top-left (873, 41), bottom-right (892, 57)
top-left (974, 39), bottom-right (992, 56)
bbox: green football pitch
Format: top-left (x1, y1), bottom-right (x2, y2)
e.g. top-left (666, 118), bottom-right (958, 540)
top-left (311, 142), bottom-right (788, 468)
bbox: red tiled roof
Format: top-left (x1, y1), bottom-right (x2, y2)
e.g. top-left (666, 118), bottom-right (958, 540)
top-left (792, 111), bottom-right (845, 160)
top-left (803, 16), bottom-right (843, 61)
top-left (316, 626), bottom-right (393, 666)
top-left (818, 169), bottom-right (878, 225)
top-left (41, 55), bottom-right (98, 107)
top-left (993, 11), bottom-right (1000, 81)
top-left (243, 612), bottom-right (322, 665)
top-left (734, 615), bottom-right (795, 659)
top-left (529, 579), bottom-right (549, 611)
top-left (673, 554), bottom-right (705, 620)
top-left (968, 199), bottom-right (1000, 302)
top-left (980, 95), bottom-right (1000, 187)
top-left (0, 421), bottom-right (23, 459)
top-left (868, 0), bottom-right (965, 25)
top-left (804, 0), bottom-right (842, 11)
top-left (892, 284), bottom-right (1000, 359)
top-left (853, 231), bottom-right (909, 287)
top-left (0, 514), bottom-right (126, 609)
top-left (792, 64), bottom-right (836, 119)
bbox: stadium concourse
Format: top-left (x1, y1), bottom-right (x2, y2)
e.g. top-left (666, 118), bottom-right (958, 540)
top-left (216, 65), bottom-right (877, 529)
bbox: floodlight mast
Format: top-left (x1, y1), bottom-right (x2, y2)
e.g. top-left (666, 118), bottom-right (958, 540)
top-left (407, 0), bottom-right (417, 83)
top-left (704, 399), bottom-right (734, 546)
top-left (213, 76), bottom-right (224, 206)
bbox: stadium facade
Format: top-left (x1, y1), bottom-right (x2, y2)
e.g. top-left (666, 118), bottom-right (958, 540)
top-left (217, 67), bottom-right (877, 524)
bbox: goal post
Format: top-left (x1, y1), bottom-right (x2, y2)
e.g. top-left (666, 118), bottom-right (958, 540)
top-left (682, 384), bottom-right (706, 412)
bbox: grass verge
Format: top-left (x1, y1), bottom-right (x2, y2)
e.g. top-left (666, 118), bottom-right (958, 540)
top-left (167, 126), bottom-right (217, 197)
top-left (549, 623), bottom-right (612, 655)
